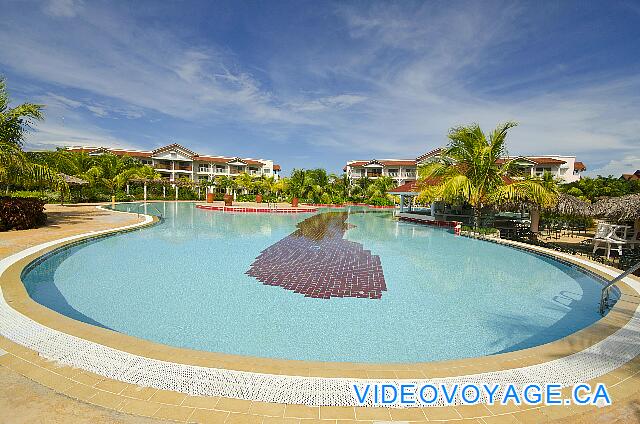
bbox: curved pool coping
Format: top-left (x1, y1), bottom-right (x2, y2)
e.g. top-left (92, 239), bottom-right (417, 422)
top-left (0, 205), bottom-right (639, 408)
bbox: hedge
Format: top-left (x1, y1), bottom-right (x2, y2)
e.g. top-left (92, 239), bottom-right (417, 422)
top-left (0, 197), bottom-right (47, 231)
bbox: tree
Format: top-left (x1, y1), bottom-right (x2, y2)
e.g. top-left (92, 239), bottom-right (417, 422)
top-left (366, 176), bottom-right (397, 204)
top-left (418, 122), bottom-right (556, 228)
top-left (80, 154), bottom-right (142, 195)
top-left (215, 175), bottom-right (236, 197)
top-left (235, 172), bottom-right (254, 195)
top-left (0, 78), bottom-right (66, 193)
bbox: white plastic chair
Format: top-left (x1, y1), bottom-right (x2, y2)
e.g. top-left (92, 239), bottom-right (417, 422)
top-left (592, 223), bottom-right (627, 259)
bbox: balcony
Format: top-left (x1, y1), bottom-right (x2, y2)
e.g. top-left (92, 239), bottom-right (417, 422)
top-left (388, 172), bottom-right (399, 177)
top-left (154, 164), bottom-right (171, 170)
top-left (176, 165), bottom-right (192, 172)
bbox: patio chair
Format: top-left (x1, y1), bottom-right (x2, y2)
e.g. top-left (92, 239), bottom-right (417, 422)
top-left (609, 224), bottom-right (640, 248)
top-left (592, 223), bottom-right (627, 259)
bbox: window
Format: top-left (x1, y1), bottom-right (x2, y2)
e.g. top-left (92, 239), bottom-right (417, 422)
top-left (199, 164), bottom-right (210, 172)
top-left (535, 167), bottom-right (552, 176)
top-left (367, 168), bottom-right (382, 177)
top-left (215, 166), bottom-right (226, 173)
top-left (263, 168), bottom-right (271, 174)
top-left (387, 168), bottom-right (399, 177)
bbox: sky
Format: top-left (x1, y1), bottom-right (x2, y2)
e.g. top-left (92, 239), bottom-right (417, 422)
top-left (1, 0), bottom-right (639, 176)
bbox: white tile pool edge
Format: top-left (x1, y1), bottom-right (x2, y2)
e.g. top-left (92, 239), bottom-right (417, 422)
top-left (0, 206), bottom-right (638, 407)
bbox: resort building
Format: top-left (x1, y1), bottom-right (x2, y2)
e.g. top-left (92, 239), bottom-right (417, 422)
top-left (67, 143), bottom-right (281, 182)
top-left (621, 170), bottom-right (640, 181)
top-left (344, 149), bottom-right (586, 185)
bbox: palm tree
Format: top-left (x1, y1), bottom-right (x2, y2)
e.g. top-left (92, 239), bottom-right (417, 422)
top-left (288, 169), bottom-right (306, 199)
top-left (0, 78), bottom-right (66, 193)
top-left (273, 178), bottom-right (288, 201)
top-left (235, 172), bottom-right (254, 196)
top-left (259, 176), bottom-right (276, 199)
top-left (418, 122), bottom-right (556, 228)
top-left (367, 176), bottom-right (397, 204)
top-left (80, 154), bottom-right (141, 196)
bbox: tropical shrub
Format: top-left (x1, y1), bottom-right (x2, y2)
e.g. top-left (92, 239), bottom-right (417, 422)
top-left (0, 196), bottom-right (47, 231)
top-left (236, 194), bottom-right (257, 202)
top-left (368, 196), bottom-right (395, 206)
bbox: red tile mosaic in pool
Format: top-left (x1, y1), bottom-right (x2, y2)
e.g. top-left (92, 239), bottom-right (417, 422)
top-left (246, 212), bottom-right (387, 299)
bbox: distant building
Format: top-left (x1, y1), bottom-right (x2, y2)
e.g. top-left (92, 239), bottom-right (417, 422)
top-left (496, 156), bottom-right (586, 183)
top-left (621, 170), bottom-right (640, 181)
top-left (344, 149), bottom-right (586, 185)
top-left (67, 143), bottom-right (281, 182)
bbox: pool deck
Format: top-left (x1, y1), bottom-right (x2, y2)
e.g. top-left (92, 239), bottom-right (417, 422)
top-left (0, 203), bottom-right (639, 423)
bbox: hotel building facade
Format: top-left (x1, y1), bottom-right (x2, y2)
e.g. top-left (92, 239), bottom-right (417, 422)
top-left (344, 148), bottom-right (586, 186)
top-left (67, 143), bottom-right (281, 182)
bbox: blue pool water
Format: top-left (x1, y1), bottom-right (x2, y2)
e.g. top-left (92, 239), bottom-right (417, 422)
top-left (23, 202), bottom-right (607, 362)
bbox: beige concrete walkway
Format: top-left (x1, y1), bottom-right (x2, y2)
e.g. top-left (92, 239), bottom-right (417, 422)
top-left (0, 204), bottom-right (163, 423)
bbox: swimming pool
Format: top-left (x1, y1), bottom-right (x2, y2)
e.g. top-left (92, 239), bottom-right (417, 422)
top-left (22, 202), bottom-right (608, 363)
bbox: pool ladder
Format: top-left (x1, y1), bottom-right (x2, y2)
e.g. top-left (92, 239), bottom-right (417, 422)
top-left (134, 202), bottom-right (164, 219)
top-left (599, 260), bottom-right (640, 315)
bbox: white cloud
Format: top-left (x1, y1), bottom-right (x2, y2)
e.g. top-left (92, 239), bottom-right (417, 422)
top-left (43, 0), bottom-right (83, 18)
top-left (2, 2), bottom-right (639, 171)
top-left (585, 155), bottom-right (640, 178)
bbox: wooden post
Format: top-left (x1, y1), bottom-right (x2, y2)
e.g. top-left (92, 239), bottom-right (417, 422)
top-left (530, 207), bottom-right (540, 236)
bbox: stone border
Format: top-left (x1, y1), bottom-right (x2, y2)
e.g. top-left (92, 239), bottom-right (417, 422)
top-left (0, 204), bottom-right (638, 407)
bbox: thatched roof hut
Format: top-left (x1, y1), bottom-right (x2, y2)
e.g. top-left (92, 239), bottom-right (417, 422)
top-left (547, 193), bottom-right (592, 216)
top-left (58, 173), bottom-right (89, 186)
top-left (591, 193), bottom-right (640, 222)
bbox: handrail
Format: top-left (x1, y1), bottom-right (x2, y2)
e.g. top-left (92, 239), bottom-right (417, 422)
top-left (599, 260), bottom-right (640, 315)
top-left (134, 202), bottom-right (164, 219)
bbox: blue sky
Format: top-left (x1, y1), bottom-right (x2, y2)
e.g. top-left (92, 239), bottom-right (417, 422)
top-left (1, 0), bottom-right (639, 175)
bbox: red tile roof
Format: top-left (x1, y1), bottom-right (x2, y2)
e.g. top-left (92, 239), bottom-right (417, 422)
top-left (67, 147), bottom-right (153, 158)
top-left (526, 157), bottom-right (566, 165)
top-left (574, 161), bottom-right (586, 171)
top-left (388, 175), bottom-right (516, 195)
top-left (273, 164), bottom-right (281, 171)
top-left (193, 155), bottom-right (232, 164)
top-left (415, 148), bottom-right (442, 162)
top-left (66, 146), bottom-right (266, 166)
top-left (388, 180), bottom-right (420, 194)
top-left (152, 143), bottom-right (197, 157)
top-left (496, 156), bottom-right (566, 166)
top-left (347, 159), bottom-right (417, 168)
